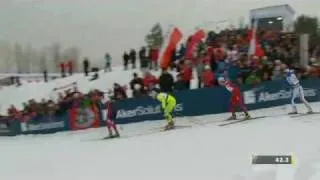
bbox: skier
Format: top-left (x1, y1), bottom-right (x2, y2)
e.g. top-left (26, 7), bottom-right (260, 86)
top-left (218, 77), bottom-right (251, 120)
top-left (105, 97), bottom-right (120, 138)
top-left (283, 68), bottom-right (313, 114)
top-left (151, 89), bottom-right (176, 130)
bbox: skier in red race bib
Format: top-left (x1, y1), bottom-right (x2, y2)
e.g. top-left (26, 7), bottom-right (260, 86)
top-left (218, 77), bottom-right (251, 120)
top-left (105, 98), bottom-right (120, 138)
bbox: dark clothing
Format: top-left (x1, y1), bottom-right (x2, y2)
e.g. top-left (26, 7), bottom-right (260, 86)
top-left (130, 78), bottom-right (144, 90)
top-left (174, 80), bottom-right (187, 91)
top-left (83, 59), bottom-right (90, 76)
top-left (159, 72), bottom-right (174, 93)
top-left (43, 70), bottom-right (48, 82)
top-left (130, 77), bottom-right (144, 98)
top-left (139, 48), bottom-right (147, 68)
top-left (114, 86), bottom-right (127, 100)
top-left (123, 53), bottom-right (130, 70)
top-left (129, 50), bottom-right (137, 68)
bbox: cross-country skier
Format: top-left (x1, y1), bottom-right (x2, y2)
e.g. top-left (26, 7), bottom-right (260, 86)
top-left (283, 68), bottom-right (313, 114)
top-left (218, 77), bottom-right (251, 120)
top-left (151, 89), bottom-right (176, 130)
top-left (105, 97), bottom-right (120, 138)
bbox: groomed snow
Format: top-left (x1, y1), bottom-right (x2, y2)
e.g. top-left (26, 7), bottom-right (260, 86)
top-left (1, 103), bottom-right (320, 180)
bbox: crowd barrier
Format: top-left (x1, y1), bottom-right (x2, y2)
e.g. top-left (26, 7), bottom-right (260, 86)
top-left (1, 78), bottom-right (319, 136)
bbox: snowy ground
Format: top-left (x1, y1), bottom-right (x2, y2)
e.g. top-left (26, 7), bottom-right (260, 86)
top-left (1, 103), bottom-right (320, 180)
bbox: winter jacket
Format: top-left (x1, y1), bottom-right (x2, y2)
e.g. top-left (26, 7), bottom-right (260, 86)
top-left (182, 65), bottom-right (192, 82)
top-left (143, 74), bottom-right (158, 90)
top-left (202, 70), bottom-right (215, 87)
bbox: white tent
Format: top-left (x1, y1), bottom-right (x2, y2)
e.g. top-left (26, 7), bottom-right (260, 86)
top-left (249, 4), bottom-right (295, 32)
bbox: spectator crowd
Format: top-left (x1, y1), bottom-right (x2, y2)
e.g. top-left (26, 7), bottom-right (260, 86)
top-left (3, 26), bottom-right (320, 120)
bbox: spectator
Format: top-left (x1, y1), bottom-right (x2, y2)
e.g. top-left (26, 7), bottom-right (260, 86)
top-left (196, 53), bottom-right (206, 88)
top-left (7, 105), bottom-right (19, 118)
top-left (132, 83), bottom-right (146, 98)
top-left (159, 68), bottom-right (174, 93)
top-left (129, 49), bottom-right (137, 69)
top-left (150, 48), bottom-right (159, 70)
top-left (174, 73), bottom-right (187, 91)
top-left (83, 58), bottom-right (90, 76)
top-left (67, 60), bottom-right (73, 76)
top-left (104, 53), bottom-right (112, 72)
top-left (113, 83), bottom-right (127, 100)
top-left (178, 44), bottom-right (186, 60)
top-left (201, 65), bottom-right (215, 88)
top-left (139, 47), bottom-right (148, 69)
top-left (245, 70), bottom-right (261, 85)
top-left (43, 70), bottom-right (48, 83)
top-left (143, 71), bottom-right (158, 92)
top-left (262, 72), bottom-right (272, 81)
top-left (123, 51), bottom-right (129, 70)
top-left (181, 60), bottom-right (193, 89)
top-left (130, 73), bottom-right (144, 98)
top-left (272, 60), bottom-right (283, 80)
top-left (60, 62), bottom-right (66, 78)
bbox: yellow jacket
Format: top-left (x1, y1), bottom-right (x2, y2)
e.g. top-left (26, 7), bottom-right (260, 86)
top-left (156, 92), bottom-right (176, 109)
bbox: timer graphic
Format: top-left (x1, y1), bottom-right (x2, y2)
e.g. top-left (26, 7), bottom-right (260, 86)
top-left (252, 155), bottom-right (295, 165)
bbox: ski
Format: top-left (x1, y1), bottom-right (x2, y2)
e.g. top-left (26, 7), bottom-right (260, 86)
top-left (103, 135), bottom-right (121, 140)
top-left (218, 116), bottom-right (267, 127)
top-left (159, 125), bottom-right (192, 132)
top-left (291, 112), bottom-right (320, 118)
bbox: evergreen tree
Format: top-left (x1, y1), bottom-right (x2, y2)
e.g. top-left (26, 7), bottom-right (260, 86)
top-left (145, 23), bottom-right (164, 49)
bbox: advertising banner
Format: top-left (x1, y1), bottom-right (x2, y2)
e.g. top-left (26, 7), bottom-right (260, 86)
top-left (114, 79), bottom-right (320, 124)
top-left (0, 118), bottom-right (20, 136)
top-left (20, 114), bottom-right (68, 134)
top-left (242, 79), bottom-right (320, 110)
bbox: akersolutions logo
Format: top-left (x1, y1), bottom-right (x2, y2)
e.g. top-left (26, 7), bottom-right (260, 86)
top-left (116, 103), bottom-right (184, 119)
top-left (243, 88), bottom-right (317, 105)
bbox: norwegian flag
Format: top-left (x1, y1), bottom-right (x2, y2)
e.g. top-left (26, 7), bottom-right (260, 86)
top-left (185, 29), bottom-right (206, 60)
top-left (159, 26), bottom-right (183, 69)
top-left (248, 20), bottom-right (265, 57)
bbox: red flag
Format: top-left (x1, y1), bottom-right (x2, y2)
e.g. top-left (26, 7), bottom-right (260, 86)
top-left (185, 29), bottom-right (205, 60)
top-left (159, 27), bottom-right (183, 69)
top-left (248, 20), bottom-right (265, 57)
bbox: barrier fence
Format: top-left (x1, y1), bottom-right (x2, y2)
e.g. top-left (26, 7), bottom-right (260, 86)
top-left (1, 78), bottom-right (320, 136)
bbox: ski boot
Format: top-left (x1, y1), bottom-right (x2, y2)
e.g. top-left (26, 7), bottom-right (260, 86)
top-left (164, 121), bottom-right (175, 130)
top-left (243, 113), bottom-right (251, 120)
top-left (307, 110), bottom-right (314, 114)
top-left (227, 114), bottom-right (237, 121)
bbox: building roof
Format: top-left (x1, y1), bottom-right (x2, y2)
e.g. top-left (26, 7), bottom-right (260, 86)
top-left (250, 4), bottom-right (295, 15)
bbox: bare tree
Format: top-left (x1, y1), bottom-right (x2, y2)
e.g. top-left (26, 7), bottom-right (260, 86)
top-left (40, 49), bottom-right (47, 72)
top-left (62, 46), bottom-right (80, 72)
top-left (51, 43), bottom-right (61, 73)
top-left (14, 42), bottom-right (23, 73)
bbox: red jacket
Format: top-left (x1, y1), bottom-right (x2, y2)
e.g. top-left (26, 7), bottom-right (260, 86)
top-left (150, 49), bottom-right (159, 62)
top-left (224, 80), bottom-right (241, 97)
top-left (182, 65), bottom-right (192, 82)
top-left (202, 70), bottom-right (215, 87)
top-left (143, 74), bottom-right (158, 90)
top-left (60, 63), bottom-right (65, 70)
top-left (67, 61), bottom-right (73, 69)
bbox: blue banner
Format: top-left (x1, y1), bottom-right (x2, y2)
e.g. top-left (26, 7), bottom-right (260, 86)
top-left (1, 78), bottom-right (319, 136)
top-left (242, 79), bottom-right (320, 110)
top-left (0, 118), bottom-right (20, 136)
top-left (20, 113), bottom-right (69, 134)
top-left (113, 78), bottom-right (320, 124)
